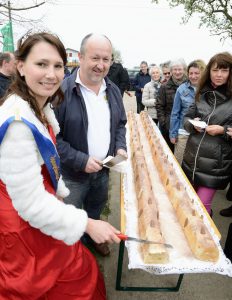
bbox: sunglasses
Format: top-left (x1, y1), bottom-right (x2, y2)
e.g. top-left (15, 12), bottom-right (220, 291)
top-left (163, 72), bottom-right (170, 75)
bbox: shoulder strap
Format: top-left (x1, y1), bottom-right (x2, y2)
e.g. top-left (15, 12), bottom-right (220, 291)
top-left (0, 116), bottom-right (60, 191)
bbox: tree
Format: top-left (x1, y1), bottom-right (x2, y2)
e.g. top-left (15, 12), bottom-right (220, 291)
top-left (152, 0), bottom-right (232, 41)
top-left (0, 1), bottom-right (54, 47)
top-left (0, 1), bottom-right (47, 25)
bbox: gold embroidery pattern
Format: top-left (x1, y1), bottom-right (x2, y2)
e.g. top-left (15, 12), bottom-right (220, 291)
top-left (50, 156), bottom-right (60, 181)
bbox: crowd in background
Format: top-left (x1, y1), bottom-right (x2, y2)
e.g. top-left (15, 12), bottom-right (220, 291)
top-left (124, 54), bottom-right (232, 264)
top-left (1, 46), bottom-right (232, 225)
top-left (105, 53), bottom-right (232, 262)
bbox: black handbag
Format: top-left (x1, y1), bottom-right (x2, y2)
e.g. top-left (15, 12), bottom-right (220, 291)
top-left (224, 223), bottom-right (232, 261)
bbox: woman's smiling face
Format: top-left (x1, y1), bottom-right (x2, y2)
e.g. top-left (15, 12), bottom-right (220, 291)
top-left (17, 41), bottom-right (64, 108)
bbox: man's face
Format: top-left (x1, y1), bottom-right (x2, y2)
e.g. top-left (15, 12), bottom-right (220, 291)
top-left (140, 63), bottom-right (148, 74)
top-left (78, 37), bottom-right (112, 86)
top-left (6, 54), bottom-right (16, 75)
top-left (171, 64), bottom-right (185, 80)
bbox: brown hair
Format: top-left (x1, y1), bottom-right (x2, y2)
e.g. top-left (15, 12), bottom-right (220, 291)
top-left (195, 52), bottom-right (232, 101)
top-left (187, 59), bottom-right (206, 74)
top-left (1, 32), bottom-right (67, 124)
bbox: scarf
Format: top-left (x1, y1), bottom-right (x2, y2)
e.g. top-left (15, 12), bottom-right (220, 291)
top-left (172, 74), bottom-right (188, 87)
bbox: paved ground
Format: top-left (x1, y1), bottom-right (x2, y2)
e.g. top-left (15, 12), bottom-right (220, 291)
top-left (97, 93), bottom-right (232, 300)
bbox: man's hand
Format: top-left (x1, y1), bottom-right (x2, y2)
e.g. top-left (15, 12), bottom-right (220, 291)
top-left (85, 157), bottom-right (103, 173)
top-left (116, 148), bottom-right (128, 159)
top-left (170, 137), bottom-right (177, 144)
top-left (206, 125), bottom-right (224, 136)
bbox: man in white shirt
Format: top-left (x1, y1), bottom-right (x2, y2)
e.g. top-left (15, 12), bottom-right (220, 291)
top-left (55, 34), bottom-right (127, 256)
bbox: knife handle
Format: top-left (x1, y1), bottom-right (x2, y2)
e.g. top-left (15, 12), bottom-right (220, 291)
top-left (116, 233), bottom-right (128, 241)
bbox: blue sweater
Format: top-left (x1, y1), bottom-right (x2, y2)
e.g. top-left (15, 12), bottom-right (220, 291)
top-left (134, 71), bottom-right (151, 102)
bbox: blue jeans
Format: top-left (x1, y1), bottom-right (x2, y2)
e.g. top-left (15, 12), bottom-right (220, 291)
top-left (63, 169), bottom-right (109, 220)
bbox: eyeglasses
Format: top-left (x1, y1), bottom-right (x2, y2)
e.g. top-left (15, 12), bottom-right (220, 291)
top-left (163, 72), bottom-right (170, 75)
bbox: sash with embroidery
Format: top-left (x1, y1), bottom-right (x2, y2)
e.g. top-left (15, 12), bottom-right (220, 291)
top-left (0, 116), bottom-right (60, 191)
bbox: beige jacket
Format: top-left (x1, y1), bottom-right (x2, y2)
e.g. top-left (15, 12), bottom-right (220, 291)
top-left (142, 80), bottom-right (160, 119)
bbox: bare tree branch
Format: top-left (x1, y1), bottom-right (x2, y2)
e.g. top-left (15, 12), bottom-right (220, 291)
top-left (0, 1), bottom-right (46, 11)
top-left (152, 0), bottom-right (232, 41)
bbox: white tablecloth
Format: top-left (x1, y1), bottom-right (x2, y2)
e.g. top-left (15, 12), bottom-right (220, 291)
top-left (123, 113), bottom-right (232, 277)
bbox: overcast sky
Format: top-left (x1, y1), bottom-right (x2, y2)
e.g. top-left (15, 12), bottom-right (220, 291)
top-left (13, 0), bottom-right (232, 68)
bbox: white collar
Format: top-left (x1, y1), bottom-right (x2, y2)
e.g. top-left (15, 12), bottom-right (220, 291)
top-left (75, 69), bottom-right (106, 93)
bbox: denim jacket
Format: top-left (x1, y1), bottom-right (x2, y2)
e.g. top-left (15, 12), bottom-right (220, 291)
top-left (169, 81), bottom-right (195, 138)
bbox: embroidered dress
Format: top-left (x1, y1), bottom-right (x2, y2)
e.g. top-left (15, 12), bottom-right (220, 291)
top-left (0, 96), bottom-right (106, 299)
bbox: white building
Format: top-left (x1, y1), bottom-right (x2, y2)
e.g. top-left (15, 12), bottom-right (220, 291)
top-left (66, 48), bottom-right (79, 68)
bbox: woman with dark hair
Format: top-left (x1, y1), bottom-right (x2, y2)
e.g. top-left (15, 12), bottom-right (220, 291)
top-left (182, 52), bottom-right (232, 215)
top-left (0, 32), bottom-right (120, 299)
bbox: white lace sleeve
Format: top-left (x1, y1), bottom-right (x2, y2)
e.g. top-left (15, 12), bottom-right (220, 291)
top-left (0, 121), bottom-right (88, 245)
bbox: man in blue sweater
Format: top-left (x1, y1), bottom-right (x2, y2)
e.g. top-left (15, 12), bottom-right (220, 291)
top-left (134, 61), bottom-right (151, 113)
top-left (55, 34), bottom-right (127, 256)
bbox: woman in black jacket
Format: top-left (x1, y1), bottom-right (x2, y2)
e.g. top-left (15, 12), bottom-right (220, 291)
top-left (182, 52), bottom-right (232, 215)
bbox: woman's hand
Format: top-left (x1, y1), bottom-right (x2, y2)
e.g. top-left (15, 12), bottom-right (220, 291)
top-left (85, 218), bottom-right (121, 244)
top-left (170, 137), bottom-right (177, 144)
top-left (193, 117), bottom-right (204, 133)
top-left (206, 125), bottom-right (224, 136)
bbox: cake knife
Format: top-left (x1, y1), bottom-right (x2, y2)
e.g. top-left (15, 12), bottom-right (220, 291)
top-left (117, 234), bottom-right (173, 248)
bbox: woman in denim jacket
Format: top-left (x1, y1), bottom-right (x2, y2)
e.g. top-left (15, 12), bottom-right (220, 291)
top-left (169, 60), bottom-right (205, 164)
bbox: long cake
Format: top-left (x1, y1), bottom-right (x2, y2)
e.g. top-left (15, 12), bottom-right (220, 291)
top-left (140, 111), bottom-right (219, 262)
top-left (127, 111), bottom-right (169, 264)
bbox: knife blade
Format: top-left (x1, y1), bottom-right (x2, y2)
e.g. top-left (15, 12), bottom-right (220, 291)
top-left (117, 233), bottom-right (173, 248)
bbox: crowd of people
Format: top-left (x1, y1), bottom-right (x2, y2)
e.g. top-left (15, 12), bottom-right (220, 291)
top-left (0, 29), bottom-right (231, 298)
top-left (135, 53), bottom-right (232, 270)
top-left (130, 56), bottom-right (232, 217)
